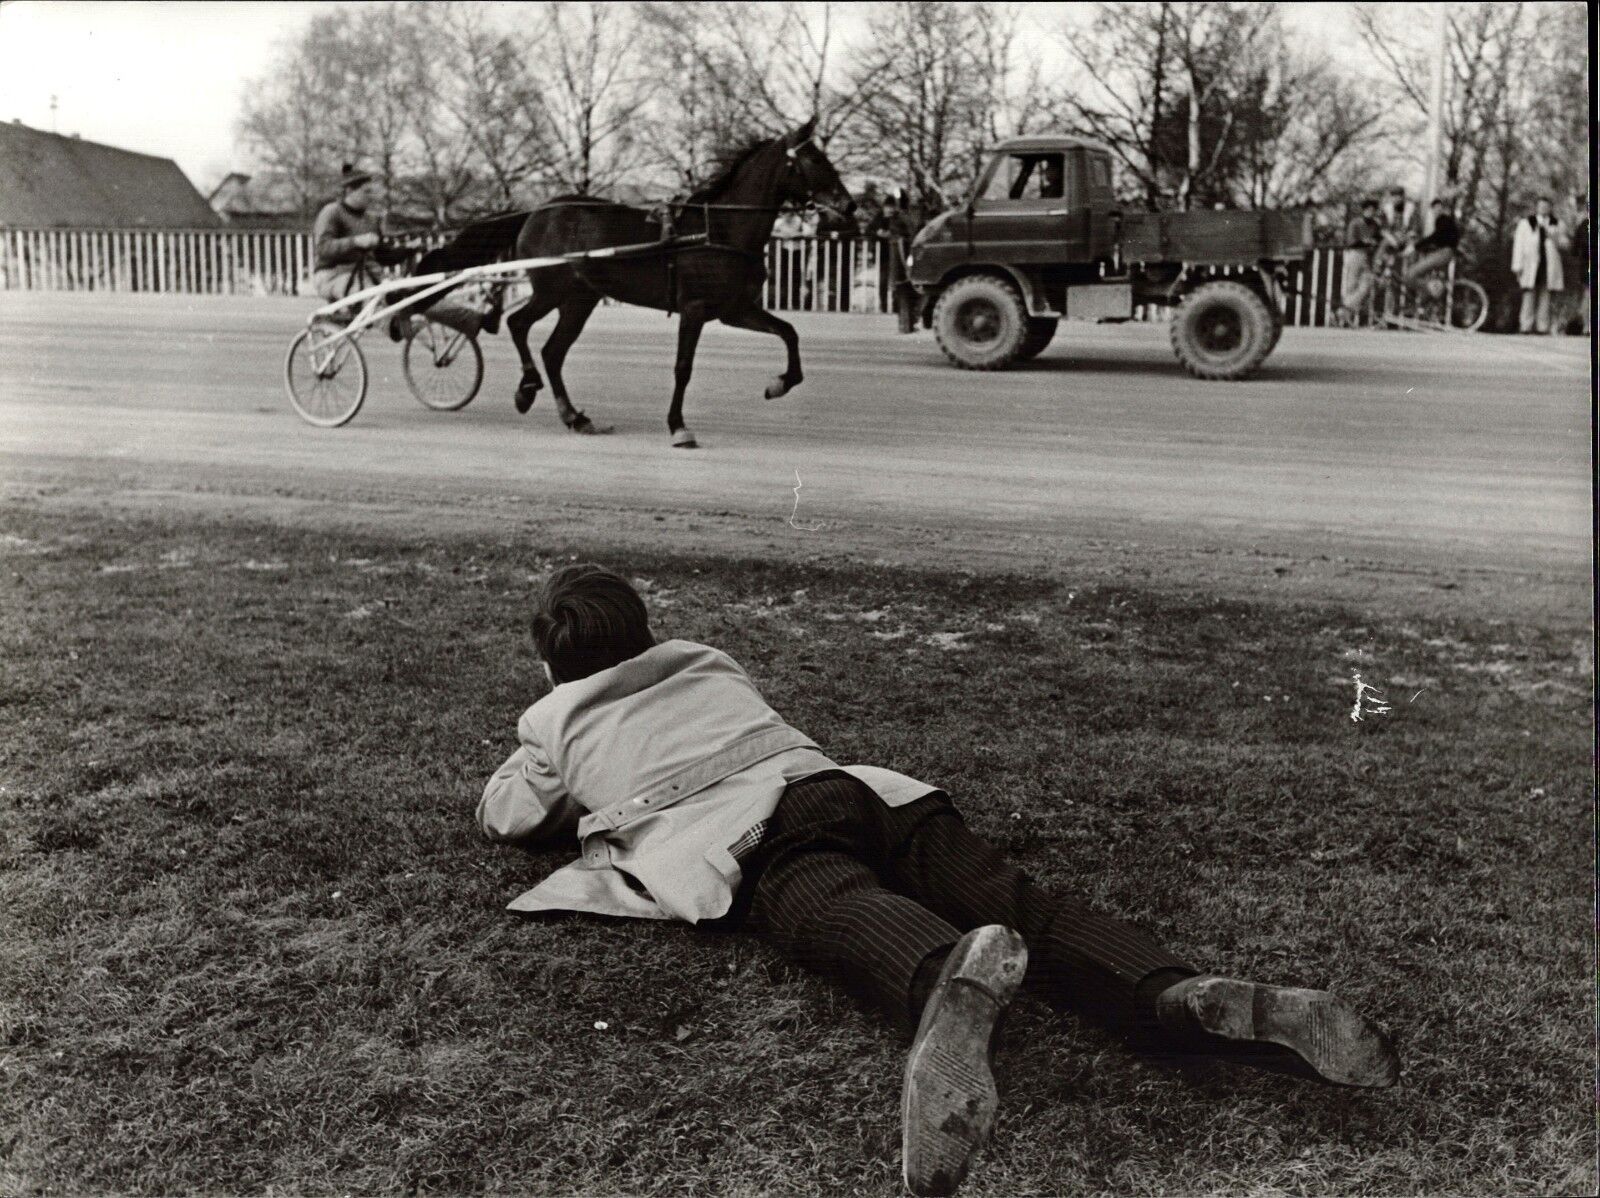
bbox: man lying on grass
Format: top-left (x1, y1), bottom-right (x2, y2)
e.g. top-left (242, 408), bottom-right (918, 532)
top-left (478, 564), bottom-right (1401, 1197)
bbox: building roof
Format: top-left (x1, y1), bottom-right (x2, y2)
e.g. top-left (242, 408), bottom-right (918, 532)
top-left (993, 134), bottom-right (1115, 157)
top-left (0, 120), bottom-right (221, 228)
top-left (208, 171), bottom-right (308, 227)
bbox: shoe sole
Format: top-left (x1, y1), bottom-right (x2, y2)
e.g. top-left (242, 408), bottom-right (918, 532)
top-left (1181, 977), bottom-right (1400, 1088)
top-left (902, 926), bottom-right (1028, 1197)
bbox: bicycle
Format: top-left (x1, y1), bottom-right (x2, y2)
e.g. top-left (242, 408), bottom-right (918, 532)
top-left (1370, 248), bottom-right (1488, 333)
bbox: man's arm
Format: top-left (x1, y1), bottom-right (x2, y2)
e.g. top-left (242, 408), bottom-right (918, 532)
top-left (477, 743), bottom-right (583, 845)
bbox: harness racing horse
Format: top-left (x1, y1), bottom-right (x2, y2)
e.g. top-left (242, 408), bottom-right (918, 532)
top-left (414, 119), bottom-right (852, 447)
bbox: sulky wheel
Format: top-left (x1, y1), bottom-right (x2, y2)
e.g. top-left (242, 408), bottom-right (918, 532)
top-left (1447, 279), bottom-right (1489, 332)
top-left (1016, 317), bottom-right (1059, 362)
top-left (403, 320), bottom-right (485, 411)
top-left (933, 273), bottom-right (1029, 369)
top-left (1169, 279), bottom-right (1276, 380)
top-left (285, 321), bottom-right (368, 427)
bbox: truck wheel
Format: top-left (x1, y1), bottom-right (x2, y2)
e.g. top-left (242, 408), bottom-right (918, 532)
top-left (1016, 318), bottom-right (1058, 362)
top-left (1169, 280), bottom-right (1275, 380)
top-left (933, 274), bottom-right (1029, 369)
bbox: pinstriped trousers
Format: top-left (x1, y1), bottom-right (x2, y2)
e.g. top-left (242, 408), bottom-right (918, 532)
top-left (731, 771), bottom-right (1194, 1038)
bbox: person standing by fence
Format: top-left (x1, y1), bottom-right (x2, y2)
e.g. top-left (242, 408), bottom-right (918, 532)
top-left (1338, 197), bottom-right (1382, 325)
top-left (1511, 197), bottom-right (1567, 335)
top-left (1570, 193), bottom-right (1590, 335)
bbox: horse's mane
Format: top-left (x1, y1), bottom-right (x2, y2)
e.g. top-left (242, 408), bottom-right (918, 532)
top-left (685, 135), bottom-right (777, 204)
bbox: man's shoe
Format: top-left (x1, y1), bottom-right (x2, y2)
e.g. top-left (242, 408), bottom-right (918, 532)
top-left (387, 313), bottom-right (417, 343)
top-left (902, 925), bottom-right (1028, 1198)
top-left (481, 303), bottom-right (501, 336)
top-left (1155, 976), bottom-right (1400, 1088)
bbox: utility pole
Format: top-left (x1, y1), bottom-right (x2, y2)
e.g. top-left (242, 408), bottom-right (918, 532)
top-left (1421, 3), bottom-right (1448, 214)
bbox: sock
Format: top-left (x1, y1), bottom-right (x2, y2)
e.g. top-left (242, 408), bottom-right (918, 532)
top-left (1136, 967), bottom-right (1201, 1039)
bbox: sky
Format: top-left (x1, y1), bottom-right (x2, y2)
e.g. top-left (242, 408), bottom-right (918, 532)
top-left (0, 0), bottom-right (1366, 194)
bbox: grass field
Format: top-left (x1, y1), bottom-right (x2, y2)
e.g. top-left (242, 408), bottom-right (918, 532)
top-left (0, 505), bottom-right (1592, 1196)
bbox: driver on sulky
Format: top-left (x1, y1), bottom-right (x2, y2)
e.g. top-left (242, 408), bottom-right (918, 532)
top-left (310, 162), bottom-right (491, 339)
top-left (311, 164), bottom-right (408, 309)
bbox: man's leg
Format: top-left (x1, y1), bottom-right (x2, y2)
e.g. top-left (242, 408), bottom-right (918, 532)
top-left (736, 773), bottom-right (1026, 1198)
top-left (1536, 287), bottom-right (1552, 333)
top-left (741, 776), bottom-right (964, 1033)
top-left (1520, 287), bottom-right (1537, 333)
top-left (880, 797), bottom-right (1192, 1032)
top-left (881, 793), bottom-right (1399, 1087)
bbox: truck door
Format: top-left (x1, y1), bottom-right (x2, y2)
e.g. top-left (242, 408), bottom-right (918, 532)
top-left (1080, 150), bottom-right (1120, 264)
top-left (966, 150), bottom-right (1084, 265)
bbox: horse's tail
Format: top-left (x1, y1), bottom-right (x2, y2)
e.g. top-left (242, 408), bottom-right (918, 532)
top-left (415, 210), bottom-right (531, 276)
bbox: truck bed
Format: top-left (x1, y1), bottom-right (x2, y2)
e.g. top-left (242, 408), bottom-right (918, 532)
top-left (1119, 208), bottom-right (1313, 265)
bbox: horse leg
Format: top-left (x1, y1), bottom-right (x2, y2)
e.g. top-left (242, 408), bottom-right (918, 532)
top-left (542, 294), bottom-right (612, 435)
top-left (506, 282), bottom-right (559, 414)
top-left (720, 304), bottom-right (803, 399)
top-left (668, 301), bottom-right (709, 448)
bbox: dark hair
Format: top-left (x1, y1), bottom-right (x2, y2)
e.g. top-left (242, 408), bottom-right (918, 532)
top-left (1361, 198), bottom-right (1378, 208)
top-left (532, 563), bottom-right (654, 683)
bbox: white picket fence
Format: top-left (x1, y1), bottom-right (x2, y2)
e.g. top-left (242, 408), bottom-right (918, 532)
top-left (0, 225), bottom-right (1347, 324)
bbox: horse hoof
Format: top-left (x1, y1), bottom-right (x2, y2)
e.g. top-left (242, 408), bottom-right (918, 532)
top-left (671, 428), bottom-right (699, 449)
top-left (515, 384), bottom-right (541, 415)
top-left (570, 415), bottom-right (614, 436)
top-left (764, 375), bottom-right (795, 400)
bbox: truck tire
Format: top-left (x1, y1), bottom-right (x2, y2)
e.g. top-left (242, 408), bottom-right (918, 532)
top-left (1169, 280), bottom-right (1276, 380)
top-left (1016, 317), bottom-right (1058, 362)
top-left (933, 274), bottom-right (1029, 369)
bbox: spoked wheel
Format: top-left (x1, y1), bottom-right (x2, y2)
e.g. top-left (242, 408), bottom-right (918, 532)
top-left (403, 320), bottom-right (485, 411)
top-left (1446, 279), bottom-right (1489, 332)
top-left (285, 321), bottom-right (367, 427)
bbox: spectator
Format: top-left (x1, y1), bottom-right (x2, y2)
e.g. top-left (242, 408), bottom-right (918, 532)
top-left (1338, 197), bottom-right (1382, 324)
top-left (1404, 195), bottom-right (1461, 285)
top-left (1511, 196), bottom-right (1567, 334)
top-left (1571, 192), bottom-right (1590, 335)
top-left (772, 206), bottom-right (807, 311)
top-left (1377, 185), bottom-right (1420, 274)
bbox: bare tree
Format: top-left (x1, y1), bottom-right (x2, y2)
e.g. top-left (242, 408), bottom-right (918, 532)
top-left (1166, 2), bottom-right (1275, 208)
top-left (1228, 35), bottom-right (1385, 208)
top-left (423, 1), bottom-right (554, 211)
top-left (534, 2), bottom-right (656, 195)
top-left (236, 8), bottom-right (371, 218)
top-left (1055, 2), bottom-right (1176, 207)
top-left (842, 2), bottom-right (992, 209)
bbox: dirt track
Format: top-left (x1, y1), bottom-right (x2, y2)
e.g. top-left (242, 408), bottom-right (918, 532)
top-left (1, 292), bottom-right (1590, 625)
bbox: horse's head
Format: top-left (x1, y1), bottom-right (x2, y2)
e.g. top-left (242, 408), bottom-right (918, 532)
top-left (780, 118), bottom-right (853, 224)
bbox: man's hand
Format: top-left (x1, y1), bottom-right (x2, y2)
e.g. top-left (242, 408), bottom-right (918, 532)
top-left (354, 232), bottom-right (380, 249)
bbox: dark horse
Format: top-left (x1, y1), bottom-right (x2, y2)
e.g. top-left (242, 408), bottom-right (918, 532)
top-left (411, 119), bottom-right (852, 447)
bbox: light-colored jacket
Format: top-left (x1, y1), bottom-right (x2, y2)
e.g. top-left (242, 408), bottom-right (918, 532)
top-left (1511, 215), bottom-right (1567, 291)
top-left (478, 640), bottom-right (938, 923)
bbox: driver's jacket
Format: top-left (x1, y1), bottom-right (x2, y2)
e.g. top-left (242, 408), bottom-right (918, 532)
top-left (312, 199), bottom-right (382, 298)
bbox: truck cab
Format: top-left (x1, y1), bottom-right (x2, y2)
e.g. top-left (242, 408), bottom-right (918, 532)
top-left (908, 135), bottom-right (1121, 312)
top-left (905, 133), bottom-right (1310, 380)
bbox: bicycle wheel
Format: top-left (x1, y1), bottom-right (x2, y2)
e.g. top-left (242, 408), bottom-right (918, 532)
top-left (1447, 279), bottom-right (1488, 332)
top-left (285, 322), bottom-right (367, 427)
top-left (402, 321), bottom-right (484, 411)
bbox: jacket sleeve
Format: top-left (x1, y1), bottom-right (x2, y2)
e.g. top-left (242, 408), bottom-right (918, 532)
top-left (313, 205), bottom-right (367, 267)
top-left (477, 743), bottom-right (583, 845)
